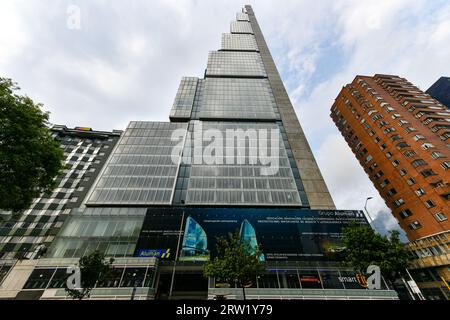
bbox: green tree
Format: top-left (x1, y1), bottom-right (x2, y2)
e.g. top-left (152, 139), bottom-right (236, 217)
top-left (203, 230), bottom-right (265, 300)
top-left (66, 250), bottom-right (115, 300)
top-left (342, 223), bottom-right (410, 281)
top-left (0, 77), bottom-right (64, 213)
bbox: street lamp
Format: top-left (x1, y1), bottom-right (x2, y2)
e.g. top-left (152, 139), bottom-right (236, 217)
top-left (364, 197), bottom-right (374, 223)
top-left (131, 272), bottom-right (142, 301)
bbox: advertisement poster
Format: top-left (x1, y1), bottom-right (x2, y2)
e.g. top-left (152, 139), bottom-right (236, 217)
top-left (134, 207), bottom-right (368, 262)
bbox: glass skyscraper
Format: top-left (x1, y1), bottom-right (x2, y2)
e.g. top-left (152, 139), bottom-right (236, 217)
top-left (0, 6), bottom-right (398, 300)
top-left (426, 76), bottom-right (450, 109)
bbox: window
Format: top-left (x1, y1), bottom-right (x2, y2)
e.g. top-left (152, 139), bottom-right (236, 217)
top-left (355, 142), bottom-right (363, 151)
top-left (429, 246), bottom-right (444, 256)
top-left (384, 127), bottom-right (396, 134)
top-left (411, 159), bottom-right (427, 168)
top-left (441, 162), bottom-right (450, 170)
top-left (380, 127), bottom-right (395, 134)
top-left (408, 221), bottom-right (422, 230)
top-left (393, 198), bottom-right (405, 207)
top-left (406, 178), bottom-right (416, 185)
top-left (392, 159), bottom-right (400, 167)
top-left (390, 135), bottom-right (402, 141)
top-left (365, 155), bottom-right (373, 163)
top-left (374, 171), bottom-right (384, 179)
top-left (413, 134), bottom-right (425, 141)
top-left (430, 180), bottom-right (444, 188)
top-left (399, 168), bottom-right (407, 176)
top-left (405, 127), bottom-right (417, 133)
top-left (421, 143), bottom-right (435, 150)
top-left (421, 169), bottom-right (437, 177)
top-left (441, 132), bottom-right (450, 140)
top-left (435, 212), bottom-right (447, 222)
top-left (200, 78), bottom-right (277, 120)
top-left (399, 209), bottom-right (412, 219)
top-left (404, 150), bottom-right (416, 158)
top-left (369, 162), bottom-right (378, 172)
top-left (386, 152), bottom-right (392, 158)
top-left (424, 199), bottom-right (436, 208)
top-left (415, 188), bottom-right (425, 196)
top-left (206, 51), bottom-right (266, 77)
top-left (380, 143), bottom-right (387, 150)
top-left (387, 188), bottom-right (397, 197)
top-left (374, 136), bottom-right (381, 143)
top-left (380, 179), bottom-right (390, 188)
top-left (372, 114), bottom-right (383, 122)
top-left (431, 152), bottom-right (444, 159)
top-left (416, 248), bottom-right (433, 259)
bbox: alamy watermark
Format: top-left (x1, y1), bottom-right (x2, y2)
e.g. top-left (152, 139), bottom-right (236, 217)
top-left (170, 122), bottom-right (281, 176)
top-left (67, 5), bottom-right (81, 30)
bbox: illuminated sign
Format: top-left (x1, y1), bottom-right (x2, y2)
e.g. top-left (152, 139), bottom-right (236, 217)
top-left (300, 276), bottom-right (321, 283)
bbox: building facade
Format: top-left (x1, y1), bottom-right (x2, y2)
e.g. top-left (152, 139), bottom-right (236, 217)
top-left (331, 74), bottom-right (450, 299)
top-left (1, 7), bottom-right (398, 300)
top-left (0, 126), bottom-right (122, 287)
top-left (427, 77), bottom-right (450, 109)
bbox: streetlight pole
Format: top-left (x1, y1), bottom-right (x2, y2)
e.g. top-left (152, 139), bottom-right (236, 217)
top-left (131, 273), bottom-right (137, 300)
top-left (169, 211), bottom-right (185, 300)
top-left (364, 197), bottom-right (374, 223)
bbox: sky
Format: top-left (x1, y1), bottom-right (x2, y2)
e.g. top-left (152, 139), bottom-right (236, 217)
top-left (1, 0), bottom-right (450, 239)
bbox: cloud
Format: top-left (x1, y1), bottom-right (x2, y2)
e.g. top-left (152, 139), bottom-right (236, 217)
top-left (0, 1), bottom-right (28, 65)
top-left (261, 0), bottom-right (450, 239)
top-left (315, 134), bottom-right (407, 239)
top-left (0, 0), bottom-right (235, 130)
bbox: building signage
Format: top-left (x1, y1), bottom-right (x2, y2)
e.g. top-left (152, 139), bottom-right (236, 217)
top-left (136, 249), bottom-right (171, 259)
top-left (338, 273), bottom-right (368, 288)
top-left (134, 207), bottom-right (368, 262)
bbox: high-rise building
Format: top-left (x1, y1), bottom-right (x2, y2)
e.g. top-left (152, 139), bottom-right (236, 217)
top-left (0, 126), bottom-right (122, 287)
top-left (1, 7), bottom-right (398, 300)
top-left (331, 74), bottom-right (450, 300)
top-left (426, 77), bottom-right (450, 109)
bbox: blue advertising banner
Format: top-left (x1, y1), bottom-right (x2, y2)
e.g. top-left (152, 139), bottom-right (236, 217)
top-left (134, 207), bottom-right (368, 262)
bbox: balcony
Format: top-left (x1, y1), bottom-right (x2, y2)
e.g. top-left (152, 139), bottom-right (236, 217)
top-left (409, 253), bottom-right (450, 270)
top-left (431, 123), bottom-right (450, 134)
top-left (423, 114), bottom-right (449, 125)
top-left (435, 183), bottom-right (450, 199)
top-left (207, 288), bottom-right (399, 300)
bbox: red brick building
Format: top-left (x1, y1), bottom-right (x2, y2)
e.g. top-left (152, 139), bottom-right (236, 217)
top-left (331, 74), bottom-right (449, 299)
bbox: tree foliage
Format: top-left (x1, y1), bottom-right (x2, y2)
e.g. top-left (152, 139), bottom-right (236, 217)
top-left (204, 230), bottom-right (265, 290)
top-left (0, 77), bottom-right (64, 213)
top-left (66, 250), bottom-right (115, 300)
top-left (342, 223), bottom-right (410, 281)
